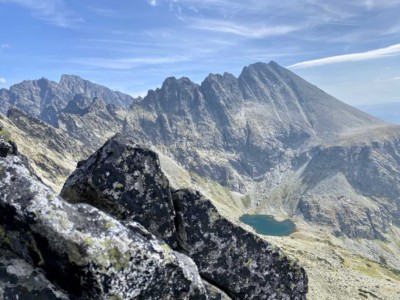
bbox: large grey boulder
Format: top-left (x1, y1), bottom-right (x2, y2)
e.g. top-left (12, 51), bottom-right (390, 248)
top-left (0, 154), bottom-right (207, 299)
top-left (60, 134), bottom-right (179, 248)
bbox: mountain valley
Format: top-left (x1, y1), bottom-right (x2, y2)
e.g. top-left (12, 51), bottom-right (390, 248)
top-left (1, 61), bottom-right (400, 299)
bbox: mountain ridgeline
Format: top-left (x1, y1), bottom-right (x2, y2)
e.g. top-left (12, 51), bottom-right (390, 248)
top-left (1, 61), bottom-right (399, 244)
top-left (0, 75), bottom-right (135, 126)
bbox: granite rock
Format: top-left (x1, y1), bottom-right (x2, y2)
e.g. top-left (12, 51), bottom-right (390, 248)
top-left (0, 154), bottom-right (207, 299)
top-left (173, 189), bottom-right (308, 300)
top-left (61, 134), bottom-right (179, 248)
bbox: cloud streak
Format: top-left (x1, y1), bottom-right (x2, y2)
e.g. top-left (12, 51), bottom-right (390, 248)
top-left (190, 19), bottom-right (300, 38)
top-left (0, 0), bottom-right (83, 27)
top-left (0, 77), bottom-right (6, 84)
top-left (288, 44), bottom-right (400, 69)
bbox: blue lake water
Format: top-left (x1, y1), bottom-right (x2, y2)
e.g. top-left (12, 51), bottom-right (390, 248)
top-left (240, 214), bottom-right (296, 236)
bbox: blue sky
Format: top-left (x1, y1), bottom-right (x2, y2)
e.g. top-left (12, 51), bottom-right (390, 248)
top-left (0, 0), bottom-right (399, 106)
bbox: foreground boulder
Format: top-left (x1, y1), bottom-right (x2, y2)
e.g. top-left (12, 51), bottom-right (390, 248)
top-left (62, 134), bottom-right (308, 299)
top-left (61, 134), bottom-right (179, 248)
top-left (0, 154), bottom-right (208, 299)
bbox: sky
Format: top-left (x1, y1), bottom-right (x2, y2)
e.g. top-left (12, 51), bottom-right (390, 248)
top-left (0, 0), bottom-right (399, 107)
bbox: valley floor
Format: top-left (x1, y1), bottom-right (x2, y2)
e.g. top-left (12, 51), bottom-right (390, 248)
top-left (261, 222), bottom-right (400, 300)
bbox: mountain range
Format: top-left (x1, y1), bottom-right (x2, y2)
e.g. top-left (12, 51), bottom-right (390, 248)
top-left (1, 61), bottom-right (399, 299)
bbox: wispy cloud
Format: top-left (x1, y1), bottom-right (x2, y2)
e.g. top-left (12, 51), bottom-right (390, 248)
top-left (0, 0), bottom-right (83, 27)
top-left (89, 7), bottom-right (118, 17)
top-left (190, 19), bottom-right (300, 38)
top-left (148, 0), bottom-right (158, 6)
top-left (70, 55), bottom-right (190, 70)
top-left (0, 43), bottom-right (10, 49)
top-left (0, 77), bottom-right (6, 84)
top-left (288, 44), bottom-right (400, 69)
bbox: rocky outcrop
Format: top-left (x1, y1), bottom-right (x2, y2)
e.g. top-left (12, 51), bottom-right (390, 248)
top-left (60, 134), bottom-right (179, 248)
top-left (61, 134), bottom-right (308, 299)
top-left (0, 147), bottom-right (208, 299)
top-left (173, 189), bottom-right (307, 299)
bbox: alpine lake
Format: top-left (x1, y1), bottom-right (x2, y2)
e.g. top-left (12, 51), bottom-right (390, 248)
top-left (240, 214), bottom-right (296, 236)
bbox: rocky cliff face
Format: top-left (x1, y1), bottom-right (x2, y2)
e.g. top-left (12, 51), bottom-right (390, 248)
top-left (124, 62), bottom-right (384, 191)
top-left (297, 126), bottom-right (400, 239)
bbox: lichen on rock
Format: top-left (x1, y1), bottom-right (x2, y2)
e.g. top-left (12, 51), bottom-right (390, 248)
top-left (61, 133), bottom-right (179, 248)
top-left (0, 155), bottom-right (208, 299)
top-left (173, 189), bottom-right (308, 299)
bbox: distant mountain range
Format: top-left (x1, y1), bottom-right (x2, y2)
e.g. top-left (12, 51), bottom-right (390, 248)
top-left (1, 61), bottom-right (399, 241)
top-left (0, 75), bottom-right (136, 126)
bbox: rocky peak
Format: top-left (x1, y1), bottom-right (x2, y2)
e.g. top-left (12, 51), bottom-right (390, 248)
top-left (59, 74), bottom-right (84, 85)
top-left (143, 76), bottom-right (203, 115)
top-left (201, 71), bottom-right (243, 112)
top-left (59, 74), bottom-right (134, 109)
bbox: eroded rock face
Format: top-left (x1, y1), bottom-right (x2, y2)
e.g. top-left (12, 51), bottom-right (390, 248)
top-left (61, 134), bottom-right (179, 248)
top-left (61, 135), bottom-right (308, 299)
top-left (0, 155), bottom-right (207, 299)
top-left (173, 189), bottom-right (308, 300)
